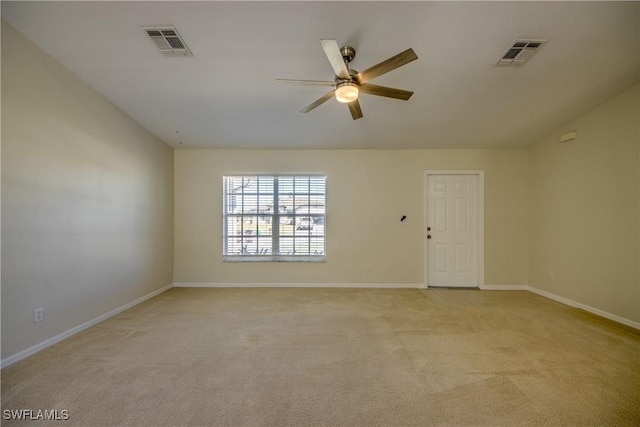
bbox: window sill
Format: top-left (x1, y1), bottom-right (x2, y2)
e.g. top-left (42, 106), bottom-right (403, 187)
top-left (223, 255), bottom-right (326, 263)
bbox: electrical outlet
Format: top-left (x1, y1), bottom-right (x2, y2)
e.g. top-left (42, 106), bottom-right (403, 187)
top-left (365, 265), bottom-right (373, 273)
top-left (547, 271), bottom-right (554, 280)
top-left (34, 307), bottom-right (44, 323)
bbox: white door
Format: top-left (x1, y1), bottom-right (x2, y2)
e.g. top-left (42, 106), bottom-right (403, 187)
top-left (426, 173), bottom-right (481, 287)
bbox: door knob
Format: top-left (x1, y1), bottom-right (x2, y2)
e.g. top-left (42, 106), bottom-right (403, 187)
top-left (427, 234), bottom-right (432, 239)
top-left (427, 227), bottom-right (431, 231)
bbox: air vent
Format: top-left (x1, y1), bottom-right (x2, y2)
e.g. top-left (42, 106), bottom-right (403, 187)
top-left (143, 26), bottom-right (192, 57)
top-left (497, 39), bottom-right (546, 66)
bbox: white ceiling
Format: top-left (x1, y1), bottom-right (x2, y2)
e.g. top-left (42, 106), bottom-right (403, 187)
top-left (2, 1), bottom-right (639, 149)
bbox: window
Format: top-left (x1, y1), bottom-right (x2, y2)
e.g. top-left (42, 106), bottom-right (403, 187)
top-left (223, 175), bottom-right (326, 261)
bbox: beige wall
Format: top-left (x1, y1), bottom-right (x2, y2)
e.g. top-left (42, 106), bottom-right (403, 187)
top-left (174, 149), bottom-right (528, 286)
top-left (528, 84), bottom-right (640, 323)
top-left (1, 22), bottom-right (174, 359)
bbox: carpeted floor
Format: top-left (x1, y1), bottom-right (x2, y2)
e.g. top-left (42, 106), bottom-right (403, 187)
top-left (2, 288), bottom-right (639, 426)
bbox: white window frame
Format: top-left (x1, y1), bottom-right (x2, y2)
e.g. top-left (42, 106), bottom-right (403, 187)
top-left (222, 175), bottom-right (326, 262)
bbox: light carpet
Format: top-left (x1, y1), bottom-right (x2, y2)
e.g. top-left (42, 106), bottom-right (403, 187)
top-left (2, 288), bottom-right (639, 426)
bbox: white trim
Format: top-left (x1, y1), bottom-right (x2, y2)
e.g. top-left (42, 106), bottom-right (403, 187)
top-left (223, 255), bottom-right (326, 262)
top-left (1, 284), bottom-right (173, 369)
top-left (481, 284), bottom-right (529, 291)
top-left (423, 170), bottom-right (485, 289)
top-left (526, 286), bottom-right (640, 331)
top-left (173, 282), bottom-right (422, 289)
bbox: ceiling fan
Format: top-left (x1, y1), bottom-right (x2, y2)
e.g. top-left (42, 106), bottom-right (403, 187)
top-left (277, 40), bottom-right (418, 120)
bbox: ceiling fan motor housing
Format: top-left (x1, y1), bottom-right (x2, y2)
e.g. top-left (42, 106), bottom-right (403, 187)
top-left (335, 69), bottom-right (359, 86)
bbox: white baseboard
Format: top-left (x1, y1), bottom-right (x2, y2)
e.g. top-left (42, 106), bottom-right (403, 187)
top-left (1, 284), bottom-right (174, 369)
top-left (480, 284), bottom-right (638, 330)
top-left (173, 282), bottom-right (422, 289)
top-left (481, 284), bottom-right (529, 291)
top-left (526, 286), bottom-right (640, 331)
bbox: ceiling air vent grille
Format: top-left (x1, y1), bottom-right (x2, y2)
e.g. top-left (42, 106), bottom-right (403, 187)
top-left (143, 26), bottom-right (192, 57)
top-left (497, 39), bottom-right (546, 66)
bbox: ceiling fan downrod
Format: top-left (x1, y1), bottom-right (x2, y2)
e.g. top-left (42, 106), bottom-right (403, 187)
top-left (340, 46), bottom-right (356, 64)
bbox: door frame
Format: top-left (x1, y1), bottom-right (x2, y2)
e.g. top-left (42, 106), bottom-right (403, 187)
top-left (423, 170), bottom-right (485, 289)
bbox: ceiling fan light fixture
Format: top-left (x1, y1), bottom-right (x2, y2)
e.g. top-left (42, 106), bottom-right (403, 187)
top-left (335, 82), bottom-right (359, 103)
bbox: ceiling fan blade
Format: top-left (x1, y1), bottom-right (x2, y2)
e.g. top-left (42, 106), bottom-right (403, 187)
top-left (356, 48), bottom-right (418, 84)
top-left (347, 99), bottom-right (363, 120)
top-left (358, 83), bottom-right (413, 100)
top-left (321, 39), bottom-right (350, 79)
top-left (276, 79), bottom-right (335, 87)
top-left (300, 90), bottom-right (335, 113)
